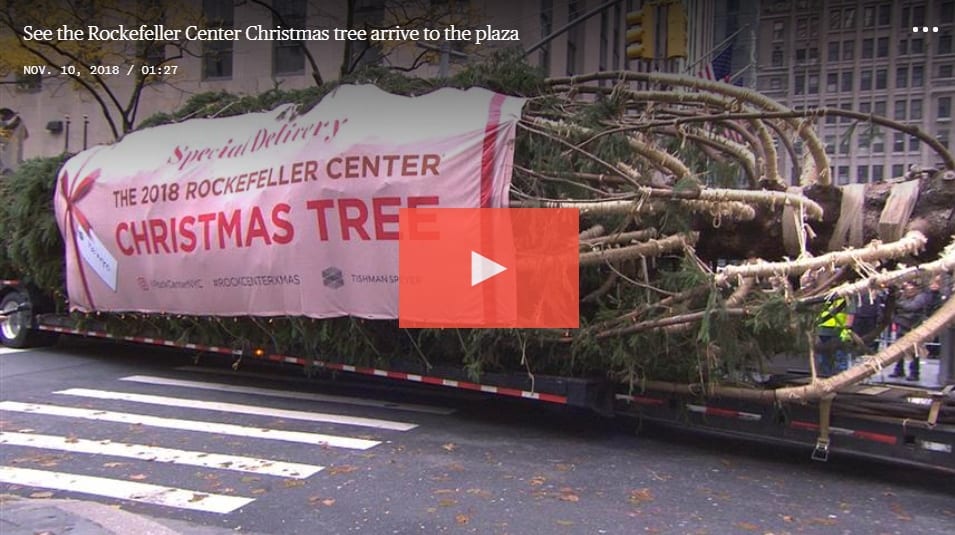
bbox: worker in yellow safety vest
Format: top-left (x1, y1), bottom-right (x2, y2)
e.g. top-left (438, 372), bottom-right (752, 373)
top-left (815, 296), bottom-right (853, 377)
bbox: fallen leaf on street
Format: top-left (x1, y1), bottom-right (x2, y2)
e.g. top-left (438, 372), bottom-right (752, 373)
top-left (433, 489), bottom-right (456, 495)
top-left (559, 492), bottom-right (580, 502)
top-left (438, 498), bottom-right (457, 507)
top-left (322, 499), bottom-right (336, 506)
top-left (629, 488), bottom-right (654, 504)
top-left (455, 513), bottom-right (470, 524)
top-left (64, 435), bottom-right (79, 444)
top-left (329, 465), bottom-right (358, 475)
top-left (734, 521), bottom-right (759, 531)
top-left (529, 476), bottom-right (546, 486)
top-left (129, 474), bottom-right (148, 481)
top-left (29, 491), bottom-right (53, 499)
top-left (251, 488), bottom-right (268, 495)
top-left (442, 443), bottom-right (457, 452)
top-left (555, 463), bottom-right (574, 472)
top-left (188, 493), bottom-right (208, 503)
top-left (102, 462), bottom-right (125, 468)
top-left (556, 520), bottom-right (575, 526)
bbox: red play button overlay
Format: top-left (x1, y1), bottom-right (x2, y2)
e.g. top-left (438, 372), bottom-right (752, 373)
top-left (398, 208), bottom-right (579, 328)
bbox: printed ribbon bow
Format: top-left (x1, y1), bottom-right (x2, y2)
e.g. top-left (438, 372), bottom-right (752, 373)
top-left (60, 167), bottom-right (100, 308)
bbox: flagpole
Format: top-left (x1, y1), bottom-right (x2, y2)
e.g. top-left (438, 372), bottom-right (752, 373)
top-left (685, 24), bottom-right (748, 74)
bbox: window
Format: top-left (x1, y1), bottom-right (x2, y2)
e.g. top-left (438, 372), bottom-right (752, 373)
top-left (941, 34), bottom-right (953, 55)
top-left (841, 70), bottom-right (853, 91)
top-left (857, 166), bottom-right (869, 183)
top-left (859, 132), bottom-right (871, 151)
top-left (912, 5), bottom-right (926, 26)
top-left (873, 129), bottom-right (885, 153)
top-left (876, 69), bottom-right (887, 89)
top-left (772, 47), bottom-right (784, 67)
top-left (810, 16), bottom-right (819, 38)
top-left (825, 135), bottom-right (836, 154)
top-left (839, 131), bottom-right (851, 153)
top-left (944, 2), bottom-right (955, 23)
top-left (830, 9), bottom-right (841, 29)
top-left (863, 6), bottom-right (875, 27)
top-left (862, 38), bottom-right (874, 59)
top-left (912, 99), bottom-right (923, 120)
top-left (875, 101), bottom-right (887, 116)
top-left (940, 97), bottom-right (953, 119)
top-left (796, 48), bottom-right (807, 62)
top-left (892, 164), bottom-right (905, 177)
top-left (770, 77), bottom-right (782, 90)
top-left (912, 65), bottom-right (924, 86)
top-left (898, 39), bottom-right (907, 56)
top-left (843, 8), bottom-right (856, 29)
top-left (893, 132), bottom-right (905, 152)
top-left (809, 47), bottom-right (819, 61)
top-left (861, 69), bottom-right (872, 90)
top-left (828, 41), bottom-right (840, 62)
top-left (872, 164), bottom-right (884, 181)
top-left (877, 37), bottom-right (889, 57)
top-left (938, 129), bottom-right (950, 149)
top-left (272, 0), bottom-right (307, 76)
top-left (842, 40), bottom-right (854, 60)
top-left (840, 102), bottom-right (852, 123)
top-left (797, 18), bottom-right (808, 39)
top-left (877, 5), bottom-right (891, 25)
top-left (909, 136), bottom-right (920, 151)
top-left (808, 74), bottom-right (819, 94)
top-left (201, 0), bottom-right (234, 80)
top-left (860, 102), bottom-right (871, 114)
top-left (896, 66), bottom-right (908, 88)
top-left (838, 166), bottom-right (850, 185)
top-left (566, 0), bottom-right (580, 75)
top-left (940, 64), bottom-right (954, 78)
top-left (894, 100), bottom-right (906, 120)
top-left (795, 74), bottom-right (806, 94)
top-left (911, 38), bottom-right (924, 54)
top-left (773, 20), bottom-right (784, 40)
top-left (827, 72), bottom-right (838, 92)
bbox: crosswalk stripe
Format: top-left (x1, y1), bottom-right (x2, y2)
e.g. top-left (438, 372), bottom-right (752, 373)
top-left (54, 388), bottom-right (417, 431)
top-left (0, 401), bottom-right (380, 450)
top-left (0, 347), bottom-right (27, 355)
top-left (0, 431), bottom-right (323, 479)
top-left (123, 374), bottom-right (456, 415)
top-left (0, 466), bottom-right (254, 514)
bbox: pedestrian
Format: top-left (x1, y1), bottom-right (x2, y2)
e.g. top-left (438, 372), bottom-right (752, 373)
top-left (890, 281), bottom-right (933, 381)
top-left (849, 290), bottom-right (884, 354)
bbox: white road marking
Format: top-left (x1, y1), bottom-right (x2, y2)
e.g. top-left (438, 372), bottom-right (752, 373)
top-left (0, 347), bottom-right (28, 355)
top-left (54, 388), bottom-right (417, 431)
top-left (0, 431), bottom-right (322, 479)
top-left (123, 374), bottom-right (455, 415)
top-left (0, 401), bottom-right (380, 450)
top-left (0, 466), bottom-right (253, 514)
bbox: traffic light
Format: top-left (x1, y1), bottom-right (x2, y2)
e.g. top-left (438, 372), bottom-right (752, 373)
top-left (666, 3), bottom-right (687, 59)
top-left (626, 6), bottom-right (655, 61)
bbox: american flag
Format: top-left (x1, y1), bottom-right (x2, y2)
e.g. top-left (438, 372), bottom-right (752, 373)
top-left (699, 43), bottom-right (745, 144)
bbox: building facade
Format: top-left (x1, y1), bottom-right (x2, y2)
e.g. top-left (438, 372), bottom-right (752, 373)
top-left (755, 0), bottom-right (955, 184)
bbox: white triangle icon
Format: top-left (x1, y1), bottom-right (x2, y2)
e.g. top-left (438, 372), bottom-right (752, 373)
top-left (471, 251), bottom-right (507, 287)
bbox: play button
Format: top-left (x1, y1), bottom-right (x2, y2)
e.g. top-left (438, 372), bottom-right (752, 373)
top-left (471, 251), bottom-right (507, 287)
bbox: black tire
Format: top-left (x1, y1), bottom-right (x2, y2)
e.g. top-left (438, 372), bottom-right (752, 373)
top-left (0, 291), bottom-right (34, 348)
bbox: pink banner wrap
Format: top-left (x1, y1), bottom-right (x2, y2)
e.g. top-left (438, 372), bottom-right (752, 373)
top-left (55, 86), bottom-right (526, 319)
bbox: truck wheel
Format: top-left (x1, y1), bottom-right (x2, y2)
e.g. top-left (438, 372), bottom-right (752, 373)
top-left (0, 291), bottom-right (34, 348)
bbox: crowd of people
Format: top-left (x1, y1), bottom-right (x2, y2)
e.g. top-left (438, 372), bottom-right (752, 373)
top-left (811, 273), bottom-right (952, 380)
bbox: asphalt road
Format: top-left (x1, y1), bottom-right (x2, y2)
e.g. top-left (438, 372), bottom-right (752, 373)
top-left (1, 339), bottom-right (952, 534)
